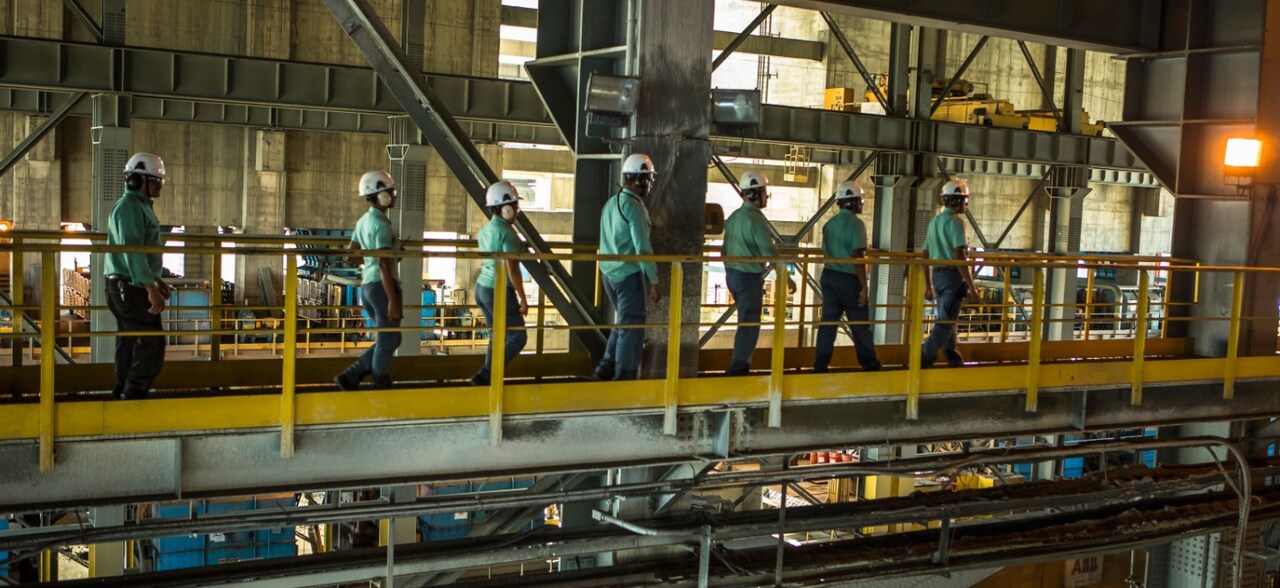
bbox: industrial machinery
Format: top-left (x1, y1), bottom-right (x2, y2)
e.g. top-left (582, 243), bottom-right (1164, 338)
top-left (824, 77), bottom-right (1106, 136)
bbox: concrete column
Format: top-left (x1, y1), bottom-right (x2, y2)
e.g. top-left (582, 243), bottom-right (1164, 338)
top-left (379, 485), bottom-right (418, 548)
top-left (1061, 49), bottom-right (1086, 134)
top-left (236, 130), bottom-right (285, 306)
top-left (183, 226), bottom-right (215, 280)
top-left (1044, 167), bottom-right (1090, 341)
top-left (90, 95), bottom-right (131, 364)
top-left (632, 0), bottom-right (713, 377)
top-left (87, 506), bottom-right (125, 577)
top-left (8, 112), bottom-right (63, 237)
top-left (871, 155), bottom-right (914, 345)
top-left (388, 131), bottom-right (428, 357)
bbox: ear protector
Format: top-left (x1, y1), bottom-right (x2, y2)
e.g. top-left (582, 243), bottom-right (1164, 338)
top-left (500, 204), bottom-right (517, 221)
top-left (126, 174), bottom-right (145, 191)
top-left (376, 189), bottom-right (395, 208)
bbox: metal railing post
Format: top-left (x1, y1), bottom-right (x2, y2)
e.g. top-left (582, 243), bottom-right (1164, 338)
top-left (210, 242), bottom-right (222, 360)
top-left (39, 251), bottom-right (56, 472)
top-left (906, 263), bottom-right (926, 419)
top-left (767, 265), bottom-right (788, 428)
top-left (797, 261), bottom-right (809, 348)
top-left (489, 262), bottom-right (507, 446)
top-left (280, 254), bottom-right (298, 458)
top-left (1026, 268), bottom-right (1045, 412)
top-left (1083, 264), bottom-right (1095, 340)
top-left (1224, 271), bottom-right (1245, 399)
top-left (1131, 270), bottom-right (1150, 406)
top-left (1000, 266), bottom-right (1011, 343)
top-left (535, 289), bottom-right (546, 356)
top-left (663, 263), bottom-right (683, 436)
top-left (12, 236), bottom-right (23, 368)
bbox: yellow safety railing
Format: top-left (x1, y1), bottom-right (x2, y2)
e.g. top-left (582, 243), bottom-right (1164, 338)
top-left (1, 230), bottom-right (1273, 473)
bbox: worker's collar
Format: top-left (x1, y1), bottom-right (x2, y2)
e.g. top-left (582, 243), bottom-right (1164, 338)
top-left (741, 200), bottom-right (761, 211)
top-left (621, 187), bottom-right (642, 200)
top-left (122, 189), bottom-right (151, 203)
top-left (836, 207), bottom-right (853, 216)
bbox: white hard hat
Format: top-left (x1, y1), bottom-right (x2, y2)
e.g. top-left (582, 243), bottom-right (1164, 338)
top-left (359, 170), bottom-right (397, 198)
top-left (835, 181), bottom-right (866, 201)
top-left (738, 170), bottom-right (769, 192)
top-left (621, 153), bottom-right (656, 175)
top-left (123, 153), bottom-right (166, 179)
top-left (485, 180), bottom-right (521, 207)
top-left (941, 179), bottom-right (970, 198)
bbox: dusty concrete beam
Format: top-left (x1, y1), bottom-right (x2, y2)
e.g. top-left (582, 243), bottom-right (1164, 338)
top-left (500, 6), bottom-right (823, 61)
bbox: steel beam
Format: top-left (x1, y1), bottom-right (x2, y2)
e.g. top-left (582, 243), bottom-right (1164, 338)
top-left (318, 0), bottom-right (604, 348)
top-left (0, 37), bottom-right (1151, 174)
top-left (712, 4), bottom-right (778, 71)
top-left (0, 92), bottom-right (84, 179)
top-left (61, 0), bottom-right (104, 43)
top-left (766, 0), bottom-right (1159, 53)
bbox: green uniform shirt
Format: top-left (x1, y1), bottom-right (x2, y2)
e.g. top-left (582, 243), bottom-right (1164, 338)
top-left (924, 207), bottom-right (967, 261)
top-left (723, 200), bottom-right (777, 274)
top-left (104, 189), bottom-right (163, 286)
top-left (353, 207), bottom-right (398, 285)
top-left (821, 209), bottom-right (867, 275)
top-left (477, 215), bottom-right (520, 288)
top-left (599, 188), bottom-right (658, 285)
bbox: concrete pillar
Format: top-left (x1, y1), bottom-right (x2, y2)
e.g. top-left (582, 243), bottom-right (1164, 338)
top-left (1061, 49), bottom-right (1086, 134)
top-left (871, 154), bottom-right (914, 344)
top-left (388, 126), bottom-right (428, 357)
top-left (1044, 168), bottom-right (1090, 341)
top-left (90, 95), bottom-right (132, 364)
top-left (87, 506), bottom-right (125, 577)
top-left (379, 485), bottom-right (418, 548)
top-left (236, 130), bottom-right (285, 306)
top-left (632, 0), bottom-right (714, 377)
top-left (182, 226), bottom-right (216, 281)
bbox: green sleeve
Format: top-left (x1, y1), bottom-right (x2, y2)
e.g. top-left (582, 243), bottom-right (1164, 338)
top-left (756, 215), bottom-right (778, 258)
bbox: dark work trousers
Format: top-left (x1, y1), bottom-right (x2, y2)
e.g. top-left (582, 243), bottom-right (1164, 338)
top-left (813, 270), bottom-right (881, 372)
top-left (105, 276), bottom-right (166, 399)
top-left (340, 281), bottom-right (402, 388)
top-left (473, 284), bottom-right (527, 384)
top-left (726, 268), bottom-right (765, 375)
top-left (921, 267), bottom-right (966, 368)
top-left (595, 271), bottom-right (647, 381)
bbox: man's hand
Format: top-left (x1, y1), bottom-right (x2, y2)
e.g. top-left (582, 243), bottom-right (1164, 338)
top-left (649, 284), bottom-right (661, 303)
top-left (925, 287), bottom-right (936, 302)
top-left (965, 284), bottom-right (978, 301)
top-left (858, 290), bottom-right (868, 308)
top-left (156, 278), bottom-right (172, 299)
top-left (145, 283), bottom-right (166, 314)
top-left (787, 277), bottom-right (797, 295)
top-left (518, 299), bottom-right (529, 316)
top-left (388, 303), bottom-right (403, 322)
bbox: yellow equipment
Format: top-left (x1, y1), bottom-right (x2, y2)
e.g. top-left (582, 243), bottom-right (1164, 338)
top-left (1022, 109), bottom-right (1107, 136)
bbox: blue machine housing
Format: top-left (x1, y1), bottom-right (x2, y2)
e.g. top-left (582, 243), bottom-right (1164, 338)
top-left (151, 496), bottom-right (296, 571)
top-left (419, 478), bottom-right (539, 542)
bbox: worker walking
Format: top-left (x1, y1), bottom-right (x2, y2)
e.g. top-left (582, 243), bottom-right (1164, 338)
top-left (813, 181), bottom-right (881, 373)
top-left (471, 181), bottom-right (530, 386)
top-left (723, 171), bottom-right (791, 376)
top-left (335, 171), bottom-right (403, 391)
top-left (920, 180), bottom-right (977, 368)
top-left (594, 153), bottom-right (661, 381)
top-left (104, 152), bottom-right (171, 400)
